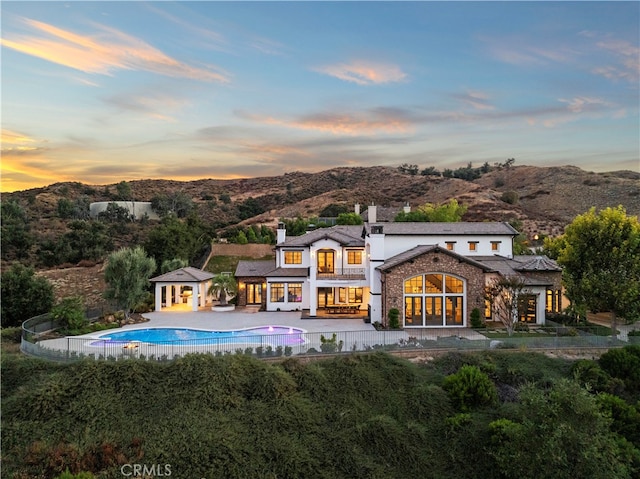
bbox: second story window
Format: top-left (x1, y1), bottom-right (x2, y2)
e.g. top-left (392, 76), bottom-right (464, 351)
top-left (347, 250), bottom-right (362, 264)
top-left (284, 251), bottom-right (302, 264)
top-left (445, 241), bottom-right (456, 251)
top-left (468, 241), bottom-right (479, 252)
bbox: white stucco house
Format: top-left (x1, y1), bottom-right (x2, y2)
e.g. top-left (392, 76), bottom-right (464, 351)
top-left (235, 206), bottom-right (563, 328)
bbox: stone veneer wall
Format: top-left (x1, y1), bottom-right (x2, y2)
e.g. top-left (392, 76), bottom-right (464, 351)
top-left (380, 250), bottom-right (487, 327)
top-left (235, 277), bottom-right (266, 310)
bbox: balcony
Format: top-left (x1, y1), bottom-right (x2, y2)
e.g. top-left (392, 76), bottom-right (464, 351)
top-left (317, 267), bottom-right (366, 280)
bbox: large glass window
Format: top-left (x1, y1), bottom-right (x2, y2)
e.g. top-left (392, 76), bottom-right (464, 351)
top-left (270, 283), bottom-right (284, 302)
top-left (347, 250), bottom-right (362, 264)
top-left (284, 251), bottom-right (302, 264)
top-left (349, 287), bottom-right (363, 303)
top-left (405, 275), bottom-right (423, 294)
top-left (403, 273), bottom-right (465, 327)
top-left (288, 283), bottom-right (302, 302)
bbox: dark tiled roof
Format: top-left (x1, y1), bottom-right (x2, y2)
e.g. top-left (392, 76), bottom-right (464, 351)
top-left (235, 261), bottom-right (308, 279)
top-left (150, 266), bottom-right (214, 283)
top-left (365, 221), bottom-right (519, 236)
top-left (473, 255), bottom-right (560, 286)
top-left (513, 255), bottom-right (562, 272)
top-left (267, 267), bottom-right (309, 277)
top-left (279, 225), bottom-right (365, 247)
top-left (378, 245), bottom-right (494, 272)
top-left (235, 260), bottom-right (276, 277)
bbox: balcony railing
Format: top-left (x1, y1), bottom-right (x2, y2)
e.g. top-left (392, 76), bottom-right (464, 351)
top-left (317, 268), bottom-right (366, 280)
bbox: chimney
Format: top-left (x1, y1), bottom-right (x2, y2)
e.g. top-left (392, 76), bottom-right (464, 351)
top-left (368, 203), bottom-right (377, 223)
top-left (403, 202), bottom-right (411, 214)
top-left (354, 203), bottom-right (360, 215)
top-left (277, 222), bottom-right (286, 244)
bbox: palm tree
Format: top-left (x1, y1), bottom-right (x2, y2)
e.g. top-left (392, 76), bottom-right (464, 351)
top-left (208, 273), bottom-right (237, 306)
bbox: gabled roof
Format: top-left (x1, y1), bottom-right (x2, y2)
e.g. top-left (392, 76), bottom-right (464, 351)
top-left (365, 221), bottom-right (519, 236)
top-left (150, 266), bottom-right (214, 283)
top-left (377, 244), bottom-right (495, 273)
top-left (279, 225), bottom-right (365, 247)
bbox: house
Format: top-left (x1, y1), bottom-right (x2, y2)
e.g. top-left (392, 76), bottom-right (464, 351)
top-left (235, 208), bottom-right (563, 328)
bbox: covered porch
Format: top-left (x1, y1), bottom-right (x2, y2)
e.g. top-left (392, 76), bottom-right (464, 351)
top-left (150, 267), bottom-right (215, 312)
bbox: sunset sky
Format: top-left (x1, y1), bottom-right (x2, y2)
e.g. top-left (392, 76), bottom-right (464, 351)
top-left (1, 1), bottom-right (638, 192)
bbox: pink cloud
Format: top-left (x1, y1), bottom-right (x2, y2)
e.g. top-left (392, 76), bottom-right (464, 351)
top-left (313, 60), bottom-right (407, 85)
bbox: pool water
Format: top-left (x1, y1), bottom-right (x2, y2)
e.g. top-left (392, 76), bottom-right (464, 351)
top-left (91, 326), bottom-right (305, 346)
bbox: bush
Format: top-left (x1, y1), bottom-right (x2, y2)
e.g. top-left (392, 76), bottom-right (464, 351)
top-left (500, 191), bottom-right (519, 205)
top-left (54, 470), bottom-right (95, 479)
top-left (1, 327), bottom-right (22, 343)
top-left (599, 346), bottom-right (640, 392)
top-left (1, 264), bottom-right (55, 327)
top-left (51, 297), bottom-right (87, 331)
top-left (388, 308), bottom-right (400, 329)
top-left (442, 365), bottom-right (497, 411)
top-left (320, 333), bottom-right (343, 353)
top-left (470, 308), bottom-right (484, 328)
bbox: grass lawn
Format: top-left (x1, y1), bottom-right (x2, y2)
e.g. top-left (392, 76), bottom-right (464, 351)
top-left (205, 254), bottom-right (274, 275)
top-left (479, 321), bottom-right (616, 338)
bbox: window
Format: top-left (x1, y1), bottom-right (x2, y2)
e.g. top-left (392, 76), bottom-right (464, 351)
top-left (445, 241), bottom-right (456, 251)
top-left (404, 273), bottom-right (465, 327)
top-left (518, 294), bottom-right (537, 323)
top-left (288, 283), bottom-right (302, 302)
top-left (317, 250), bottom-right (334, 273)
top-left (284, 251), bottom-right (302, 264)
top-left (546, 289), bottom-right (562, 313)
top-left (405, 275), bottom-right (423, 294)
top-left (491, 241), bottom-right (501, 252)
top-left (270, 283), bottom-right (284, 302)
top-left (468, 241), bottom-right (479, 252)
top-left (247, 284), bottom-right (262, 304)
top-left (485, 299), bottom-right (492, 319)
top-left (349, 287), bottom-right (363, 303)
top-left (347, 250), bottom-right (362, 264)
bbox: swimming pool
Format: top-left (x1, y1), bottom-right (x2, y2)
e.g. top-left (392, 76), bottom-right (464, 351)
top-left (91, 326), bottom-right (306, 347)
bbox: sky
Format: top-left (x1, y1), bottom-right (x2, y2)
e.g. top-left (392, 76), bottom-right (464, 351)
top-left (1, 1), bottom-right (639, 192)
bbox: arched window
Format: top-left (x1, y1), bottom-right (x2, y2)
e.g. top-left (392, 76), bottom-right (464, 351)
top-left (403, 273), bottom-right (465, 327)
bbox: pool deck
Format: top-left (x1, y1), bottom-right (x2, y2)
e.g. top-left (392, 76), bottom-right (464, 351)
top-left (31, 307), bottom-right (490, 360)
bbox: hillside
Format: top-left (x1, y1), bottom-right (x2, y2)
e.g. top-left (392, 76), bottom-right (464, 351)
top-left (3, 164), bottom-right (639, 274)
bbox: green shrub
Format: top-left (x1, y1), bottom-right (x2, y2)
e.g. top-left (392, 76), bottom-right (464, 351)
top-left (599, 346), bottom-right (640, 391)
top-left (1, 327), bottom-right (22, 343)
top-left (470, 308), bottom-right (484, 328)
top-left (442, 364), bottom-right (497, 411)
top-left (388, 308), bottom-right (400, 329)
top-left (320, 333), bottom-right (343, 353)
top-left (51, 297), bottom-right (86, 330)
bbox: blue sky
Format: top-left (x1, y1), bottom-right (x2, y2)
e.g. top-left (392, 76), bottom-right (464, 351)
top-left (1, 1), bottom-right (638, 192)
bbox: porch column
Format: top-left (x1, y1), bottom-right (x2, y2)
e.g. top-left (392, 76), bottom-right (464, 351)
top-left (192, 282), bottom-right (199, 311)
top-left (155, 283), bottom-right (162, 311)
top-left (199, 282), bottom-right (206, 307)
top-left (174, 285), bottom-right (180, 304)
top-left (166, 285), bottom-right (172, 307)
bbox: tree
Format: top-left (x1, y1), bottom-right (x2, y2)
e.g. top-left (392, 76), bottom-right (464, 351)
top-left (63, 220), bottom-right (114, 263)
top-left (395, 199), bottom-right (467, 222)
top-left (115, 181), bottom-right (132, 200)
top-left (489, 379), bottom-right (633, 479)
top-left (145, 215), bottom-right (208, 269)
top-left (336, 212), bottom-right (363, 225)
top-left (485, 275), bottom-right (531, 336)
top-left (553, 206), bottom-right (640, 338)
top-left (208, 273), bottom-right (237, 306)
top-left (104, 246), bottom-right (156, 320)
top-left (1, 264), bottom-right (55, 327)
top-left (1, 200), bottom-right (33, 260)
top-left (161, 258), bottom-right (189, 274)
